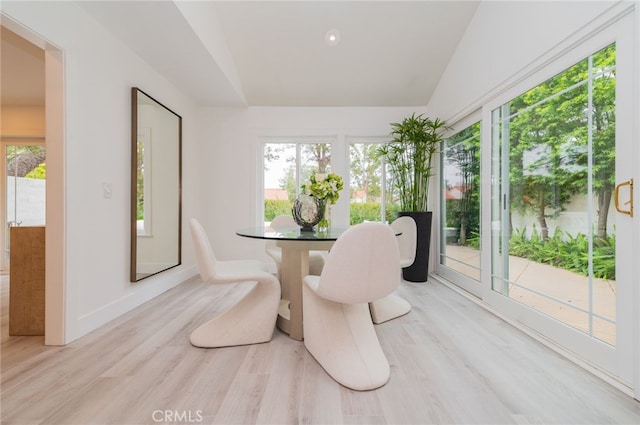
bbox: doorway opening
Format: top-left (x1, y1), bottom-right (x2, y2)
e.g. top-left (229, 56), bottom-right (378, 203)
top-left (1, 19), bottom-right (65, 345)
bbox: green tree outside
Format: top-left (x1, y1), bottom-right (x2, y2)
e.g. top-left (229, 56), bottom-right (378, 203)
top-left (507, 43), bottom-right (615, 241)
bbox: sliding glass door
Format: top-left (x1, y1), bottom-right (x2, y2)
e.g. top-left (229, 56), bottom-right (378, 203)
top-left (491, 42), bottom-right (618, 342)
top-left (487, 22), bottom-right (636, 385)
top-left (440, 120), bottom-right (482, 296)
top-left (439, 14), bottom-right (636, 391)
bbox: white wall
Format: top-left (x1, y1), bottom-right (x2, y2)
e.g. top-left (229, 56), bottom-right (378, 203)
top-left (195, 106), bottom-right (424, 264)
top-left (1, 1), bottom-right (199, 342)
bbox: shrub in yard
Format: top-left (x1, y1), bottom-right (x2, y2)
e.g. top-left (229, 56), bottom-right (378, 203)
top-left (264, 200), bottom-right (292, 222)
top-left (509, 226), bottom-right (615, 280)
top-left (349, 202), bottom-right (382, 224)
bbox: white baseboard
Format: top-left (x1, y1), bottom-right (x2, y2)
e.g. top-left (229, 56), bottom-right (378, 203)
top-left (72, 265), bottom-right (198, 342)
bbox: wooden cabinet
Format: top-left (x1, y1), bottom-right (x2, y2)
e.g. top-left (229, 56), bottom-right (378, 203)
top-left (9, 226), bottom-right (45, 336)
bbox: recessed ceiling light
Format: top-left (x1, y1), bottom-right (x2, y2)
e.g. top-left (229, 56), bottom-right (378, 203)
top-left (324, 29), bottom-right (340, 47)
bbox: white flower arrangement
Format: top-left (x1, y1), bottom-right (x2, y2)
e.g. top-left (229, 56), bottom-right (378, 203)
top-left (301, 172), bottom-right (344, 204)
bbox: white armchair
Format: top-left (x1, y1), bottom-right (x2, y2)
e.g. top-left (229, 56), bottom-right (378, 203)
top-left (189, 218), bottom-right (281, 348)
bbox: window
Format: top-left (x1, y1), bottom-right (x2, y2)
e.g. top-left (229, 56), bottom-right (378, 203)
top-left (440, 122), bottom-right (481, 282)
top-left (349, 142), bottom-right (384, 224)
top-left (263, 140), bottom-right (333, 224)
top-left (491, 43), bottom-right (616, 344)
top-left (136, 127), bottom-right (152, 235)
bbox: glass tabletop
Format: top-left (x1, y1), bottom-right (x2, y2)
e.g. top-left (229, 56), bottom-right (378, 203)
top-left (236, 226), bottom-right (350, 241)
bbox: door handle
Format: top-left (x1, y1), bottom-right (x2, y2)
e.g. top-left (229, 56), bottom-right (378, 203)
top-left (614, 178), bottom-right (633, 217)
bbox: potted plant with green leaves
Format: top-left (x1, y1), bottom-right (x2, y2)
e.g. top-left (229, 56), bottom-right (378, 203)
top-left (377, 113), bottom-right (448, 282)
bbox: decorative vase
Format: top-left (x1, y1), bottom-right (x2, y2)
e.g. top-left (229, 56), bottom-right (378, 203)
top-left (292, 194), bottom-right (325, 231)
top-left (317, 204), bottom-right (331, 232)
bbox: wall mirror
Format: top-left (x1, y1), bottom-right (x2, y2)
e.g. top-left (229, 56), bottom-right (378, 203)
top-left (131, 87), bottom-right (182, 282)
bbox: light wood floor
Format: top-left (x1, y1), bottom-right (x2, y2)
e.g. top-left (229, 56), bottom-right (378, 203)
top-left (1, 276), bottom-right (639, 425)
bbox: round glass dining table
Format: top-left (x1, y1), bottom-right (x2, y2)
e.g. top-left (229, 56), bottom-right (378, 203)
top-left (236, 226), bottom-right (349, 340)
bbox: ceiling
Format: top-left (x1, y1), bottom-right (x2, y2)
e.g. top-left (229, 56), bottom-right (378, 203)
top-left (211, 1), bottom-right (479, 106)
top-left (2, 1), bottom-right (480, 108)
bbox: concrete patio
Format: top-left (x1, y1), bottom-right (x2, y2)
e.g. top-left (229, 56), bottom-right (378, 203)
top-left (443, 245), bottom-right (616, 345)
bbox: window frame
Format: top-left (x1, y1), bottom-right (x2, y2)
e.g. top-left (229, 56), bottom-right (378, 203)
top-left (436, 111), bottom-right (483, 296)
top-left (346, 136), bottom-right (392, 224)
top-left (260, 136), bottom-right (337, 225)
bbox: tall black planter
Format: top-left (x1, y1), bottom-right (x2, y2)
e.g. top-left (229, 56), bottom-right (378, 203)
top-left (398, 211), bottom-right (432, 282)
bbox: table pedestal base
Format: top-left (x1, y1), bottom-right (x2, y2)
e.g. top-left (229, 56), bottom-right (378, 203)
top-left (276, 240), bottom-right (334, 340)
top-left (276, 299), bottom-right (291, 335)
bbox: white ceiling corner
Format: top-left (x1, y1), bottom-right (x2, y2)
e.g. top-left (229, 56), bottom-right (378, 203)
top-left (78, 0), bottom-right (248, 107)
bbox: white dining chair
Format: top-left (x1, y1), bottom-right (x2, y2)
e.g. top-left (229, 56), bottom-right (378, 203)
top-left (189, 218), bottom-right (281, 348)
top-left (369, 216), bottom-right (415, 324)
top-left (303, 222), bottom-right (401, 390)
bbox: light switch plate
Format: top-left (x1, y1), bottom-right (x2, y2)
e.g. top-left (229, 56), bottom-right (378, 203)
top-left (103, 182), bottom-right (112, 198)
